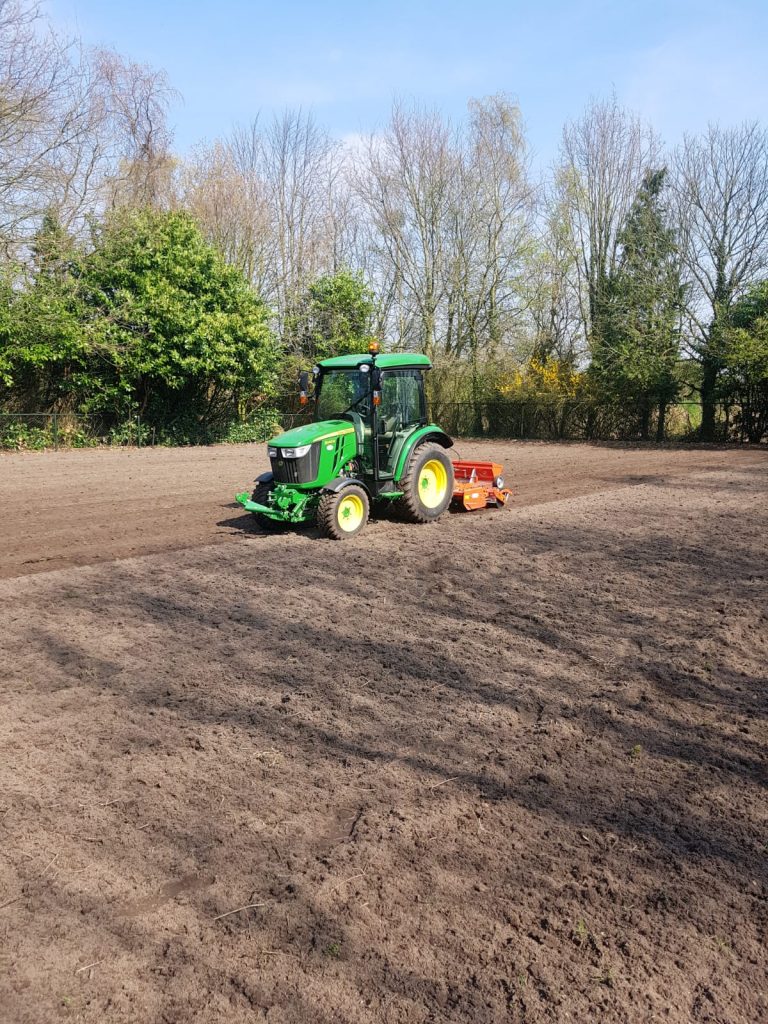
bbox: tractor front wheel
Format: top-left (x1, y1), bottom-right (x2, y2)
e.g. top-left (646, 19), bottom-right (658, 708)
top-left (395, 442), bottom-right (454, 523)
top-left (316, 484), bottom-right (369, 540)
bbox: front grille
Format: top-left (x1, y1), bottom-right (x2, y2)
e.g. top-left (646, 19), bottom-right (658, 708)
top-left (271, 455), bottom-right (299, 483)
top-left (270, 442), bottom-right (320, 484)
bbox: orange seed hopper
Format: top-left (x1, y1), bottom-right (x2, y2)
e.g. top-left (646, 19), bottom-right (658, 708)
top-left (451, 460), bottom-right (513, 511)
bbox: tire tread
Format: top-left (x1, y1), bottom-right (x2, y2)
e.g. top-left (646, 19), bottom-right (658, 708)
top-left (394, 442), bottom-right (453, 523)
top-left (316, 485), bottom-right (369, 540)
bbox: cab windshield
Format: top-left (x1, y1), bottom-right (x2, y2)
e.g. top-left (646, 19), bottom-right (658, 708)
top-left (315, 369), bottom-right (370, 421)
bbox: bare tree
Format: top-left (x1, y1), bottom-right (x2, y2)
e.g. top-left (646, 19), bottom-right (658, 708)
top-left (354, 97), bottom-right (535, 368)
top-left (94, 48), bottom-right (175, 210)
top-left (260, 110), bottom-right (347, 343)
top-left (354, 103), bottom-right (460, 358)
top-left (557, 96), bottom-right (659, 346)
top-left (0, 0), bottom-right (92, 248)
top-left (529, 180), bottom-right (584, 364)
top-left (449, 95), bottom-right (534, 361)
top-left (181, 135), bottom-right (272, 290)
top-left (674, 122), bottom-right (768, 439)
top-left (0, 2), bottom-right (175, 254)
top-left (182, 111), bottom-right (353, 344)
top-left (44, 47), bottom-right (174, 231)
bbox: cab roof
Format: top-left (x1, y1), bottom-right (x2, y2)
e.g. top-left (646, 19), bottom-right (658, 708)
top-left (317, 352), bottom-right (432, 370)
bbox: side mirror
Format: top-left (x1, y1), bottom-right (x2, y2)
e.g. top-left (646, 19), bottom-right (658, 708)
top-left (299, 370), bottom-right (309, 406)
top-left (372, 367), bottom-right (382, 407)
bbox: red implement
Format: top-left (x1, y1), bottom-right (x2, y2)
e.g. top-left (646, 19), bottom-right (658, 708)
top-left (451, 460), bottom-right (513, 511)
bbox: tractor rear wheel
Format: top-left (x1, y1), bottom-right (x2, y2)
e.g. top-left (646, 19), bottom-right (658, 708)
top-left (250, 479), bottom-right (285, 531)
top-left (316, 484), bottom-right (369, 540)
top-left (395, 442), bottom-right (454, 523)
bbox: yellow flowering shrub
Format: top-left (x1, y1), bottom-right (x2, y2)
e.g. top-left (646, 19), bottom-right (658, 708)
top-left (495, 358), bottom-right (584, 399)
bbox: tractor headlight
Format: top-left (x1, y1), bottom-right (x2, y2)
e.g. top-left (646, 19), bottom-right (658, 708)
top-left (495, 475), bottom-right (505, 489)
top-left (281, 444), bottom-right (312, 459)
top-left (267, 447), bottom-right (277, 458)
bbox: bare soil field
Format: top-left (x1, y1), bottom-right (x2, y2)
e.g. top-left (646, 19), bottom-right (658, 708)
top-left (1, 441), bottom-right (766, 1023)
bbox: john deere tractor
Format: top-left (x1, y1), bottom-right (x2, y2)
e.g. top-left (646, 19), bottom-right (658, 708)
top-left (236, 343), bottom-right (455, 539)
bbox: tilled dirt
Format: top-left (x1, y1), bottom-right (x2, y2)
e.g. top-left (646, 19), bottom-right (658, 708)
top-left (1, 440), bottom-right (761, 579)
top-left (0, 441), bottom-right (766, 1023)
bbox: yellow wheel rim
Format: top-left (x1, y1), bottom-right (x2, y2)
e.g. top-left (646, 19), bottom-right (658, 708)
top-left (419, 459), bottom-right (448, 509)
top-left (337, 493), bottom-right (365, 532)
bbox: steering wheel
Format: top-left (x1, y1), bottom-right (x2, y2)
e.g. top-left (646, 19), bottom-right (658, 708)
top-left (342, 392), bottom-right (370, 416)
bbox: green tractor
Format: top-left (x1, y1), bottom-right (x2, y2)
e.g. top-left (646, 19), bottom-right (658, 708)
top-left (236, 345), bottom-right (455, 539)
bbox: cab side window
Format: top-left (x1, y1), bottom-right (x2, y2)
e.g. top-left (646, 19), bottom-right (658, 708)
top-left (380, 370), bottom-right (425, 430)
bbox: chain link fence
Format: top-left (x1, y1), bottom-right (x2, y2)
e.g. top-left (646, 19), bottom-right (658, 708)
top-left (429, 396), bottom-right (705, 442)
top-left (0, 396), bottom-right (747, 451)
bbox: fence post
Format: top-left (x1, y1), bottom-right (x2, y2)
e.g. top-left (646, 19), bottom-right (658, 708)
top-left (51, 412), bottom-right (59, 450)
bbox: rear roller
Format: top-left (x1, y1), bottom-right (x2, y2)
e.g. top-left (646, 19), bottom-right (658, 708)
top-left (451, 460), bottom-right (513, 511)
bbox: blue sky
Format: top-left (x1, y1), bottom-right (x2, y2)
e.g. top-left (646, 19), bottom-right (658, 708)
top-left (49, 0), bottom-right (768, 167)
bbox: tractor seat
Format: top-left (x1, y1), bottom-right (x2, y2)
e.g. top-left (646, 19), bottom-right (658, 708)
top-left (378, 414), bottom-right (397, 437)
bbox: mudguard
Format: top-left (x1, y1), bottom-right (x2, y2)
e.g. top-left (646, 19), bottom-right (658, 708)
top-left (393, 427), bottom-right (454, 481)
top-left (323, 476), bottom-right (368, 495)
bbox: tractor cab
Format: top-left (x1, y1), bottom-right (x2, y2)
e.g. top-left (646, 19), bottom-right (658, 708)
top-left (310, 351), bottom-right (432, 481)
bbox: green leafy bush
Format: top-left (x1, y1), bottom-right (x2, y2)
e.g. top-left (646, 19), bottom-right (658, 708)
top-left (222, 411), bottom-right (283, 444)
top-left (0, 421), bottom-right (51, 450)
top-left (1, 210), bottom-right (278, 441)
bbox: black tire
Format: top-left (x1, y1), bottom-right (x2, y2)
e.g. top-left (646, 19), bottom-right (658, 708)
top-left (316, 484), bottom-right (369, 540)
top-left (394, 442), bottom-right (454, 523)
top-left (250, 479), bottom-right (285, 531)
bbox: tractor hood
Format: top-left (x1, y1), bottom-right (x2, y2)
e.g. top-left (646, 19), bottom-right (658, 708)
top-left (269, 419), bottom-right (355, 449)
